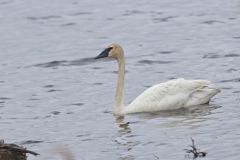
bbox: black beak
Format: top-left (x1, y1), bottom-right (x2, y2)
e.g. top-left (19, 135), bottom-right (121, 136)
top-left (95, 47), bottom-right (112, 59)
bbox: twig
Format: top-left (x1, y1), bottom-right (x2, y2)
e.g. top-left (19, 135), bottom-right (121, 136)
top-left (185, 138), bottom-right (207, 159)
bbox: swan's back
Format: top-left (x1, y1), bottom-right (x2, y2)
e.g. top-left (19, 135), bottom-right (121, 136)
top-left (125, 78), bottom-right (219, 114)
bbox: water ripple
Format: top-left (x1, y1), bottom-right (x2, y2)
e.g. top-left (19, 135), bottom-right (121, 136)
top-left (32, 57), bottom-right (95, 68)
top-left (153, 16), bottom-right (177, 23)
top-left (0, 1), bottom-right (8, 5)
top-left (220, 78), bottom-right (240, 83)
top-left (202, 20), bottom-right (224, 25)
top-left (48, 89), bottom-right (63, 92)
top-left (122, 10), bottom-right (146, 16)
top-left (0, 97), bottom-right (11, 100)
top-left (203, 53), bottom-right (240, 59)
top-left (158, 51), bottom-right (175, 54)
top-left (71, 103), bottom-right (84, 106)
top-left (202, 53), bottom-right (219, 59)
top-left (138, 60), bottom-right (174, 65)
top-left (26, 15), bottom-right (61, 21)
top-left (61, 22), bottom-right (77, 26)
top-left (43, 85), bottom-right (55, 88)
top-left (233, 36), bottom-right (240, 39)
top-left (69, 12), bottom-right (93, 16)
top-left (224, 53), bottom-right (240, 57)
top-left (34, 60), bottom-right (68, 68)
top-left (20, 140), bottom-right (43, 145)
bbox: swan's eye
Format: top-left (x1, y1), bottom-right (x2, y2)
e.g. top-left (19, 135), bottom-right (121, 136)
top-left (95, 47), bottom-right (113, 59)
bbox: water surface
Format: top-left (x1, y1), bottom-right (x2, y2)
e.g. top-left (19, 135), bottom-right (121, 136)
top-left (0, 0), bottom-right (240, 159)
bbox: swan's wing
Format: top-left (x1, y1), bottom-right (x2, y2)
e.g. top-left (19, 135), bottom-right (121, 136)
top-left (185, 87), bottom-right (220, 106)
top-left (127, 78), bottom-right (217, 113)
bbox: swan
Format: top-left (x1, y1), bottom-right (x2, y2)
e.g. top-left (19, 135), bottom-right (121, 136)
top-left (95, 44), bottom-right (220, 115)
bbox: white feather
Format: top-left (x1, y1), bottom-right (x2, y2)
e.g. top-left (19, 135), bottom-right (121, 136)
top-left (123, 78), bottom-right (220, 114)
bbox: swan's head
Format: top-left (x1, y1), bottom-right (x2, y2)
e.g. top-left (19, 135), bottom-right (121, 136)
top-left (95, 43), bottom-right (124, 60)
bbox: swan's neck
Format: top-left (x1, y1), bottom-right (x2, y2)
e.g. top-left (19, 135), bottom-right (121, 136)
top-left (114, 56), bottom-right (125, 113)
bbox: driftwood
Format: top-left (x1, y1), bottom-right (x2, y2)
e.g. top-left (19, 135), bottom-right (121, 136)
top-left (0, 139), bottom-right (39, 160)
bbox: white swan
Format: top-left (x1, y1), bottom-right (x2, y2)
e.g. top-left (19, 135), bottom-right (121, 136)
top-left (95, 44), bottom-right (220, 115)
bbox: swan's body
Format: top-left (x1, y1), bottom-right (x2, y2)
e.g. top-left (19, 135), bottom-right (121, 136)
top-left (123, 78), bottom-right (219, 114)
top-left (95, 44), bottom-right (220, 115)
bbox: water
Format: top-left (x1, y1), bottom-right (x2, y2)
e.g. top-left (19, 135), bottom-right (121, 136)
top-left (0, 0), bottom-right (240, 159)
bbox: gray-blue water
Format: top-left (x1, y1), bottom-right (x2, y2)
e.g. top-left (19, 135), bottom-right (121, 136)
top-left (1, 0), bottom-right (240, 159)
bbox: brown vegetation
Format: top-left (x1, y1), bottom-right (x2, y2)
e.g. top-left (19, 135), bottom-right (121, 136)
top-left (0, 139), bottom-right (39, 160)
